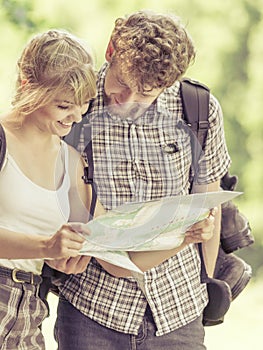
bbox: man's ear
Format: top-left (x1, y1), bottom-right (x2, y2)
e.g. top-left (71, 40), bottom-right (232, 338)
top-left (105, 40), bottom-right (114, 62)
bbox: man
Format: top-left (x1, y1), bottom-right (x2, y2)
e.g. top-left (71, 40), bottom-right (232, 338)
top-left (53, 10), bottom-right (231, 349)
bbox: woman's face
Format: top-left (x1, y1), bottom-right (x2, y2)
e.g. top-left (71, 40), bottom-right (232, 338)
top-left (30, 92), bottom-right (90, 137)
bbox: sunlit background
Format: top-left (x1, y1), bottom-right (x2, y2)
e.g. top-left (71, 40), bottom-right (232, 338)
top-left (0, 0), bottom-right (262, 349)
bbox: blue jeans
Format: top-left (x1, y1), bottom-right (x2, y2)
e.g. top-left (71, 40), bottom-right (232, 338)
top-left (55, 297), bottom-right (206, 350)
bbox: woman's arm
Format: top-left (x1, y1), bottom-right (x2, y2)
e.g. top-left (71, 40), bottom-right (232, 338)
top-left (0, 225), bottom-right (85, 259)
top-left (0, 146), bottom-right (89, 261)
top-left (68, 146), bottom-right (106, 220)
top-left (47, 147), bottom-right (102, 274)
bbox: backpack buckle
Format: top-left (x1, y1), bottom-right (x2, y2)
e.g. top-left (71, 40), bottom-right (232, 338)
top-left (198, 121), bottom-right (209, 130)
top-left (82, 167), bottom-right (93, 184)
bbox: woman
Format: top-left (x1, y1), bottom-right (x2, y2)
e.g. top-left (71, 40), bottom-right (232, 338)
top-left (0, 29), bottom-right (98, 350)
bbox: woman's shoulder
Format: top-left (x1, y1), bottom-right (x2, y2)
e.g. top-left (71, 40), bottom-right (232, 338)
top-left (63, 142), bottom-right (82, 161)
top-left (62, 141), bottom-right (86, 177)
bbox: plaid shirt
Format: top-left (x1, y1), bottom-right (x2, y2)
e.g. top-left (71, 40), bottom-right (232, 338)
top-left (60, 63), bottom-right (231, 336)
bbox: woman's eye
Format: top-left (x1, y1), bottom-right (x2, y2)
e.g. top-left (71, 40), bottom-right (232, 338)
top-left (58, 105), bottom-right (69, 110)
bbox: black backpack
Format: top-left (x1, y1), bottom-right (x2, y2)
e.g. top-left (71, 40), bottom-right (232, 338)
top-left (180, 78), bottom-right (253, 254)
top-left (180, 78), bottom-right (254, 325)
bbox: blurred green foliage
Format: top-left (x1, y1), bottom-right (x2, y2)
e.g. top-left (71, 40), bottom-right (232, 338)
top-left (0, 0), bottom-right (262, 277)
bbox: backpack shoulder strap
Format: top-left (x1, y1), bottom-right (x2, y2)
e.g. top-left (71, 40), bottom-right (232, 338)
top-left (180, 78), bottom-right (210, 178)
top-left (180, 78), bottom-right (213, 283)
top-left (82, 124), bottom-right (97, 221)
top-left (180, 79), bottom-right (212, 282)
top-left (64, 119), bottom-right (97, 220)
top-left (180, 77), bottom-right (210, 149)
top-left (0, 123), bottom-right (7, 171)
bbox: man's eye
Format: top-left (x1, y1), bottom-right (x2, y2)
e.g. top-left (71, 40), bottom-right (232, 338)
top-left (117, 79), bottom-right (127, 87)
top-left (140, 92), bottom-right (151, 97)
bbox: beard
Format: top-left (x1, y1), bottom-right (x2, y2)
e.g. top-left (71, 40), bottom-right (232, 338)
top-left (104, 95), bottom-right (150, 121)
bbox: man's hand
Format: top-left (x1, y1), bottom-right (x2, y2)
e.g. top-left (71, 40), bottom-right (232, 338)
top-left (184, 208), bottom-right (217, 245)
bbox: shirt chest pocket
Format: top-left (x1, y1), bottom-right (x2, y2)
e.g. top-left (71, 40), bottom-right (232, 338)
top-left (160, 132), bottom-right (191, 163)
top-left (154, 132), bottom-right (193, 189)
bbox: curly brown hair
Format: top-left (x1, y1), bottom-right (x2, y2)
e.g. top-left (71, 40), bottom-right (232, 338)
top-left (110, 10), bottom-right (196, 92)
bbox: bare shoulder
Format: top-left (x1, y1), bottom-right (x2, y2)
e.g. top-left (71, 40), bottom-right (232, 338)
top-left (64, 143), bottom-right (86, 185)
top-left (66, 144), bottom-right (81, 159)
top-left (66, 144), bottom-right (86, 167)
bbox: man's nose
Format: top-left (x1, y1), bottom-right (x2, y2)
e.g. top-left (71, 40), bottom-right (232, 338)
top-left (119, 88), bottom-right (137, 104)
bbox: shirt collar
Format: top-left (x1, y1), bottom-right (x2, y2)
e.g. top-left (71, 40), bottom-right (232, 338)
top-left (155, 81), bottom-right (181, 114)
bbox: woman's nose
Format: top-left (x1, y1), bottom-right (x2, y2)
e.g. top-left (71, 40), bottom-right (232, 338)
top-left (72, 106), bottom-right (83, 123)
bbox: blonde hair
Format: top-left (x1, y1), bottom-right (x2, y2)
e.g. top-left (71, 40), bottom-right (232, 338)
top-left (110, 10), bottom-right (195, 92)
top-left (12, 29), bottom-right (97, 115)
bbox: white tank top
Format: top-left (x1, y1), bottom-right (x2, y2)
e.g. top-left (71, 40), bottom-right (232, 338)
top-left (0, 141), bottom-right (70, 274)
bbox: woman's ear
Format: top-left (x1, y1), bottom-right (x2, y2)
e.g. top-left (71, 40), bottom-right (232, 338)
top-left (105, 40), bottom-right (114, 62)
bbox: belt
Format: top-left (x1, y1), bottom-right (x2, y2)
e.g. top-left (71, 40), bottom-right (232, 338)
top-left (0, 266), bottom-right (42, 285)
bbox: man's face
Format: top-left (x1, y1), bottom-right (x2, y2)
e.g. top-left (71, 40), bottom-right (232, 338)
top-left (104, 63), bottom-right (163, 120)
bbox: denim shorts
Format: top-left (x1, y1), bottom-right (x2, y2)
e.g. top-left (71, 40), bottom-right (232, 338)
top-left (55, 296), bottom-right (206, 350)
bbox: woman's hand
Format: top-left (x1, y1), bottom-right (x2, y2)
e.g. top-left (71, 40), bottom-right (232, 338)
top-left (184, 207), bottom-right (218, 245)
top-left (43, 224), bottom-right (85, 259)
top-left (0, 224), bottom-right (86, 260)
top-left (45, 255), bottom-right (91, 274)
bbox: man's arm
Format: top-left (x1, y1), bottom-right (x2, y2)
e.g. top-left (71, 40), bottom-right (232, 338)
top-left (192, 180), bottom-right (221, 277)
top-left (127, 208), bottom-right (215, 272)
